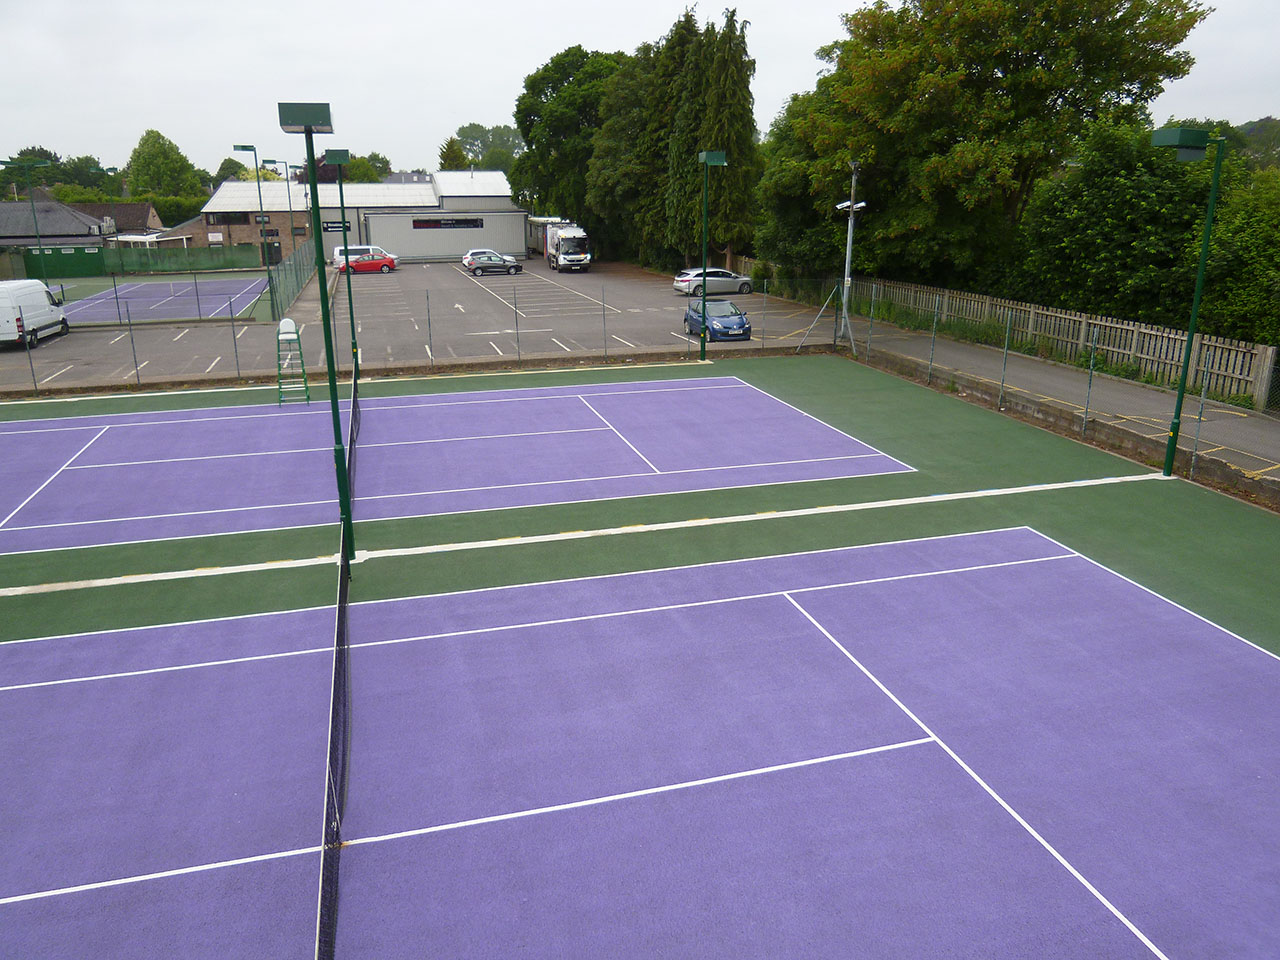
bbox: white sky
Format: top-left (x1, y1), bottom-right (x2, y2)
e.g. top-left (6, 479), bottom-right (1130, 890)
top-left (1, 0), bottom-right (1274, 176)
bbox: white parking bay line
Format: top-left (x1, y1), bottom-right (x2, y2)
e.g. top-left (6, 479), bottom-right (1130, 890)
top-left (39, 365), bottom-right (74, 384)
top-left (611, 335), bottom-right (637, 347)
top-left (550, 338), bottom-right (573, 352)
top-left (489, 341), bottom-right (504, 356)
top-left (108, 333), bottom-right (128, 345)
top-left (172, 329), bottom-right (189, 342)
top-left (205, 357), bottom-right (221, 374)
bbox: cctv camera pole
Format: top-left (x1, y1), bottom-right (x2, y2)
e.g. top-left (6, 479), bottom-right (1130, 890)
top-left (840, 162), bottom-right (858, 353)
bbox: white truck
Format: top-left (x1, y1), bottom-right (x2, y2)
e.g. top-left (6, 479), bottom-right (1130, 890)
top-left (545, 222), bottom-right (591, 273)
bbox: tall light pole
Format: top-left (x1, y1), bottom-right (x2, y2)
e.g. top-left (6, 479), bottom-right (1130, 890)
top-left (697, 150), bottom-right (727, 362)
top-left (2, 157), bottom-right (53, 284)
top-left (324, 149), bottom-right (359, 380)
top-left (1151, 126), bottom-right (1227, 477)
top-left (264, 159), bottom-right (303, 256)
top-left (838, 161), bottom-right (862, 348)
top-left (279, 102), bottom-right (354, 559)
top-left (233, 143), bottom-right (279, 323)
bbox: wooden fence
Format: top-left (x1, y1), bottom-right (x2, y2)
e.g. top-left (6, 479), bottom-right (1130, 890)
top-left (733, 257), bottom-right (1277, 409)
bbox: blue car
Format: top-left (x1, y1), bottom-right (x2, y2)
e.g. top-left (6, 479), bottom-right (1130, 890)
top-left (684, 299), bottom-right (751, 341)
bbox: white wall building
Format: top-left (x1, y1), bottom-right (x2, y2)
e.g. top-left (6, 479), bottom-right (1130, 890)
top-left (199, 171), bottom-right (525, 262)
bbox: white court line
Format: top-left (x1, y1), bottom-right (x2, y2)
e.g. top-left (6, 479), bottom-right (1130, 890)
top-left (0, 426), bottom-right (110, 529)
top-left (63, 427), bottom-right (613, 470)
top-left (39, 365), bottom-right (74, 384)
top-left (0, 739), bottom-right (929, 906)
top-left (347, 739), bottom-right (934, 847)
top-left (2, 552), bottom-right (1073, 675)
top-left (785, 593), bottom-right (1170, 960)
top-left (578, 396), bottom-right (660, 473)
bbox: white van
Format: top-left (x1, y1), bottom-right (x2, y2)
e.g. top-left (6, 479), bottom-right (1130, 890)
top-left (331, 245), bottom-right (399, 267)
top-left (0, 280), bottom-right (69, 348)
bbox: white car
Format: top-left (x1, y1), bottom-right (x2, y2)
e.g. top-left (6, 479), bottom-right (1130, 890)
top-left (673, 267), bottom-right (753, 296)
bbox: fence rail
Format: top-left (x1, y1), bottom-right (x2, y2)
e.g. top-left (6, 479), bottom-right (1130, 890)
top-left (734, 257), bottom-right (1276, 409)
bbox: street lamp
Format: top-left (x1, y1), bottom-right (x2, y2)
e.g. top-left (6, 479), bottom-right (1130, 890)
top-left (1151, 126), bottom-right (1228, 477)
top-left (837, 161), bottom-right (864, 349)
top-left (278, 101), bottom-right (354, 558)
top-left (323, 148), bottom-right (359, 381)
top-left (697, 150), bottom-right (727, 362)
top-left (2, 157), bottom-right (53, 284)
top-left (263, 159), bottom-right (304, 256)
top-left (232, 144), bottom-right (280, 319)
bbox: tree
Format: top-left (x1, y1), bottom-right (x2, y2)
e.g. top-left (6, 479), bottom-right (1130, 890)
top-left (215, 157), bottom-right (246, 183)
top-left (126, 129), bottom-right (203, 196)
top-left (0, 145), bottom-right (62, 193)
top-left (660, 12), bottom-right (708, 259)
top-left (1199, 166), bottom-right (1280, 343)
top-left (699, 9), bottom-right (758, 263)
top-left (237, 165), bottom-right (282, 181)
top-left (438, 137), bottom-right (469, 171)
top-left (797, 0), bottom-right (1209, 285)
top-left (456, 124), bottom-right (526, 164)
top-left (366, 151), bottom-right (392, 178)
top-left (1238, 117), bottom-right (1280, 169)
top-left (510, 45), bottom-right (626, 225)
top-left (344, 157), bottom-right (382, 182)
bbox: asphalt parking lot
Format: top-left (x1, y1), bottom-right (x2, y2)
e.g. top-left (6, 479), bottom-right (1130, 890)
top-left (338, 259), bottom-right (826, 366)
top-left (0, 260), bottom-right (836, 393)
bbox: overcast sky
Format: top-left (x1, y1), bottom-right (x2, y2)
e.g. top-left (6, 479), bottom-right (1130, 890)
top-left (2, 0), bottom-right (1274, 177)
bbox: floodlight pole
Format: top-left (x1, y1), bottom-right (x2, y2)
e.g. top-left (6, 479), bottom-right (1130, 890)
top-left (697, 150), bottom-right (726, 362)
top-left (280, 102), bottom-right (355, 558)
top-left (234, 144), bottom-right (279, 323)
top-left (324, 149), bottom-right (359, 380)
top-left (840, 161), bottom-right (859, 350)
top-left (3, 158), bottom-right (52, 284)
top-left (1153, 130), bottom-right (1227, 477)
top-left (89, 165), bottom-right (120, 241)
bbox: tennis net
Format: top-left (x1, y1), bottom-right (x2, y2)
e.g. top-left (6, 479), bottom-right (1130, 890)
top-left (316, 375), bottom-right (360, 959)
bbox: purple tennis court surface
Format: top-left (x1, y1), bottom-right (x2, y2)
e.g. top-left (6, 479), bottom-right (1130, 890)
top-left (61, 277), bottom-right (269, 324)
top-left (4, 527), bottom-right (1279, 958)
top-left (0, 377), bottom-right (912, 553)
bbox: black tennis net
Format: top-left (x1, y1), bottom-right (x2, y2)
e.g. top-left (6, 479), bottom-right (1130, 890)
top-left (316, 376), bottom-right (360, 960)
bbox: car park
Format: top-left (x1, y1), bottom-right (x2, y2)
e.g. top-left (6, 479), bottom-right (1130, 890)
top-left (672, 267), bottom-right (753, 296)
top-left (462, 251), bottom-right (522, 276)
top-left (338, 253), bottom-right (397, 274)
top-left (684, 298), bottom-right (751, 341)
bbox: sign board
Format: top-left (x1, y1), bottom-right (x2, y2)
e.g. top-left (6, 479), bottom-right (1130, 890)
top-left (208, 232), bottom-right (223, 242)
top-left (322, 221), bottom-right (352, 232)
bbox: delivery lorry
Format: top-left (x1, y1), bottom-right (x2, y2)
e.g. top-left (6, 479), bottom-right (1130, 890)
top-left (0, 280), bottom-right (69, 347)
top-left (545, 222), bottom-right (591, 273)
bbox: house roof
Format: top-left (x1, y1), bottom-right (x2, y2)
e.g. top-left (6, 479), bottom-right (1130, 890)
top-left (0, 199), bottom-right (103, 240)
top-left (431, 170), bottom-right (512, 198)
top-left (202, 180), bottom-right (438, 213)
top-left (68, 202), bottom-right (158, 232)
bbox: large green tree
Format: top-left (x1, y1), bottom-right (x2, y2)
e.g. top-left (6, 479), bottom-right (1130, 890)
top-left (1200, 165), bottom-right (1280, 344)
top-left (699, 9), bottom-right (758, 264)
top-left (214, 157), bottom-right (246, 183)
top-left (509, 45), bottom-right (625, 228)
top-left (126, 130), bottom-right (203, 196)
top-left (456, 123), bottom-right (525, 164)
top-left (795, 0), bottom-right (1208, 285)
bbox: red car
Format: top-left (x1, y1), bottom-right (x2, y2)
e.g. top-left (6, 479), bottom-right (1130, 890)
top-left (338, 254), bottom-right (396, 274)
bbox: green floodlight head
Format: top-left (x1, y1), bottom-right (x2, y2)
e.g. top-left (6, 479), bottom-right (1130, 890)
top-left (4, 157), bottom-right (52, 168)
top-left (323, 149), bottom-right (350, 166)
top-left (1152, 126), bottom-right (1210, 162)
top-left (232, 144), bottom-right (255, 153)
top-left (698, 150), bottom-right (727, 167)
top-left (279, 102), bottom-right (333, 134)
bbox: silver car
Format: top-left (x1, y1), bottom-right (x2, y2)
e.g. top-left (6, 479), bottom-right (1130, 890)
top-left (673, 267), bottom-right (753, 296)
